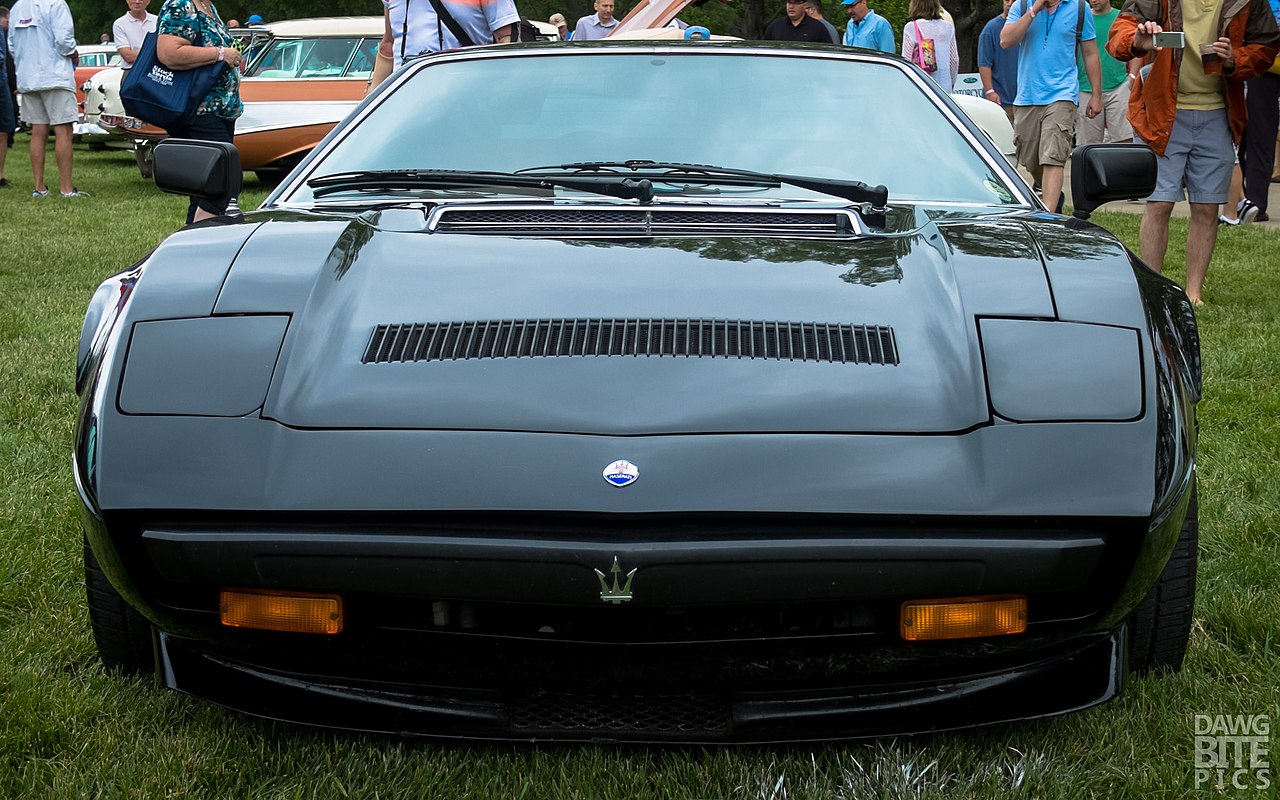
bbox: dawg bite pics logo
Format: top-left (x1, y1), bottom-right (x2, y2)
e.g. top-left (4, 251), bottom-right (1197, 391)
top-left (1194, 714), bottom-right (1271, 791)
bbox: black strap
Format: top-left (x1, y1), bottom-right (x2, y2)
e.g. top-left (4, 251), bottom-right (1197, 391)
top-left (424, 0), bottom-right (477, 49)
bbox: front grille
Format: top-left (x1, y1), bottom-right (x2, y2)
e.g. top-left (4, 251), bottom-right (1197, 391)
top-left (432, 207), bottom-right (848, 236)
top-left (363, 319), bottom-right (899, 365)
top-left (510, 691), bottom-right (728, 734)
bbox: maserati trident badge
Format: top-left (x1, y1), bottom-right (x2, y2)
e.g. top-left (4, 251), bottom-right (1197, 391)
top-left (595, 556), bottom-right (637, 604)
top-left (603, 459), bottom-right (639, 487)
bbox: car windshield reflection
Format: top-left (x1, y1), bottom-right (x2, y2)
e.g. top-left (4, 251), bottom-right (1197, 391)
top-left (289, 51), bottom-right (1015, 206)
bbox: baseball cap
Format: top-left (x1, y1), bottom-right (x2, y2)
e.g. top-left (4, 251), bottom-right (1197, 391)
top-left (840, 0), bottom-right (865, 5)
top-left (246, 13), bottom-right (264, 23)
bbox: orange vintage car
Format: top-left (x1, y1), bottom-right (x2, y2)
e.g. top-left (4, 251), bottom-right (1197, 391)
top-left (91, 17), bottom-right (384, 179)
top-left (233, 16), bottom-right (384, 178)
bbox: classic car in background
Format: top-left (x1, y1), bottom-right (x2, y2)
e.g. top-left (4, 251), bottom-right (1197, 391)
top-left (76, 39), bottom-right (1198, 743)
top-left (232, 16), bottom-right (385, 179)
top-left (88, 17), bottom-right (382, 178)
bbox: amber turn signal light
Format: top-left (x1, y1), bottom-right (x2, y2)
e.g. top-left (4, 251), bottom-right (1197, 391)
top-left (219, 589), bottom-right (343, 634)
top-left (900, 595), bottom-right (1027, 641)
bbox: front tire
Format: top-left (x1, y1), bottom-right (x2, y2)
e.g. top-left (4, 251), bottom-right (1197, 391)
top-left (84, 538), bottom-right (155, 676)
top-left (1129, 483), bottom-right (1198, 673)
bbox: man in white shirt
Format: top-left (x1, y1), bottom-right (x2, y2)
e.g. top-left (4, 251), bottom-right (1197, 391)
top-left (9, 0), bottom-right (82, 196)
top-left (112, 0), bottom-right (156, 68)
top-left (366, 0), bottom-right (518, 90)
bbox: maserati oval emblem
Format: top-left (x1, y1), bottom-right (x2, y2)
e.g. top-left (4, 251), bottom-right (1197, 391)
top-left (603, 459), bottom-right (639, 487)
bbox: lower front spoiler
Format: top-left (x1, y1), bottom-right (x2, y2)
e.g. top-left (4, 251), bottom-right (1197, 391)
top-left (157, 628), bottom-right (1127, 743)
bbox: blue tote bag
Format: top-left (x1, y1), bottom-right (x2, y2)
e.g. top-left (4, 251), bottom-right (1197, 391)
top-left (120, 32), bottom-right (227, 131)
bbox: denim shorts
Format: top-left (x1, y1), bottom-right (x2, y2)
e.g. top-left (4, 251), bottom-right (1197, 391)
top-left (1141, 108), bottom-right (1235, 204)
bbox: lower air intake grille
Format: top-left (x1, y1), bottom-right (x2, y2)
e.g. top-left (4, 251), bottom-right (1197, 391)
top-left (510, 691), bottom-right (728, 735)
top-left (363, 319), bottom-right (899, 365)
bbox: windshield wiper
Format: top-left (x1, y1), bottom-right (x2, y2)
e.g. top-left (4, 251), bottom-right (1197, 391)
top-left (307, 169), bottom-right (654, 201)
top-left (517, 160), bottom-right (889, 208)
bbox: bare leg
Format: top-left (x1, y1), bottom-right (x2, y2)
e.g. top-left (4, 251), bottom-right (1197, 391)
top-left (29, 122), bottom-right (49, 192)
top-left (1040, 164), bottom-right (1064, 212)
top-left (52, 123), bottom-right (74, 194)
top-left (1140, 201), bottom-right (1174, 273)
top-left (1222, 164), bottom-right (1243, 221)
top-left (1185, 203), bottom-right (1218, 305)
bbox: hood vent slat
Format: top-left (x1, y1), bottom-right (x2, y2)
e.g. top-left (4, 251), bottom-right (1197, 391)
top-left (364, 320), bottom-right (898, 365)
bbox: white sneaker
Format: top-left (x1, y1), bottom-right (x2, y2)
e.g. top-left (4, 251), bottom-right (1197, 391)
top-left (1239, 200), bottom-right (1260, 224)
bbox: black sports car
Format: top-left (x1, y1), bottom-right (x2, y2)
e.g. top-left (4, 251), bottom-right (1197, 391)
top-left (75, 40), bottom-right (1200, 743)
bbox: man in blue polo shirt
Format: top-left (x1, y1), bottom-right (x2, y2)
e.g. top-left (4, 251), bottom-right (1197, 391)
top-left (978, 0), bottom-right (1019, 119)
top-left (842, 0), bottom-right (894, 51)
top-left (1001, 0), bottom-right (1102, 212)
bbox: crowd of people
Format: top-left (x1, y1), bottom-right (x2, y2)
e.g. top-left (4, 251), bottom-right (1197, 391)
top-left (5, 0), bottom-right (1280, 305)
top-left (980, 0), bottom-right (1279, 304)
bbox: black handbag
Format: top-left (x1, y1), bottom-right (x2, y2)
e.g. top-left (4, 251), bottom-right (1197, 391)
top-left (120, 31), bottom-right (227, 131)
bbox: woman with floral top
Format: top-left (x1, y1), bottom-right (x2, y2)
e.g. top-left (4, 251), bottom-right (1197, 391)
top-left (156, 0), bottom-right (243, 223)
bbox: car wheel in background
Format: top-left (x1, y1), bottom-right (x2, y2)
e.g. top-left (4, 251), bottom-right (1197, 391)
top-left (254, 151), bottom-right (309, 185)
top-left (1129, 482), bottom-right (1198, 674)
top-left (84, 538), bottom-right (154, 676)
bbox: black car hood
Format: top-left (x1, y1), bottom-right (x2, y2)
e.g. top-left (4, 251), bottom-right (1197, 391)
top-left (227, 208), bottom-right (1056, 434)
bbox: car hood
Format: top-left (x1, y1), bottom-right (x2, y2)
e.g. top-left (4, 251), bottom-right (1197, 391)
top-left (216, 206), bottom-right (1057, 434)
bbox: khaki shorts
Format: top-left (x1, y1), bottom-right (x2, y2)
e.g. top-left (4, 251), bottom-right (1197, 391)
top-left (1013, 100), bottom-right (1076, 171)
top-left (19, 87), bottom-right (79, 126)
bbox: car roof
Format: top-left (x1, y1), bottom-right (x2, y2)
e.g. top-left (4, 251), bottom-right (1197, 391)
top-left (78, 44), bottom-right (120, 55)
top-left (253, 16), bottom-right (385, 38)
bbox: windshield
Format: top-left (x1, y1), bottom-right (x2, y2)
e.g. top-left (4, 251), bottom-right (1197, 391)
top-left (288, 51), bottom-right (1016, 205)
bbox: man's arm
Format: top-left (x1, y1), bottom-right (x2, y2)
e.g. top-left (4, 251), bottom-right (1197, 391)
top-left (876, 17), bottom-right (894, 52)
top-left (1001, 0), bottom-right (1044, 49)
top-left (114, 19), bottom-right (139, 64)
top-left (1081, 39), bottom-right (1103, 117)
top-left (366, 7), bottom-right (395, 93)
top-left (51, 0), bottom-right (77, 58)
top-left (491, 22), bottom-right (515, 43)
top-left (979, 65), bottom-right (1003, 103)
top-left (978, 28), bottom-right (1002, 102)
top-left (1224, 0), bottom-right (1280, 79)
top-left (1107, 0), bottom-right (1162, 61)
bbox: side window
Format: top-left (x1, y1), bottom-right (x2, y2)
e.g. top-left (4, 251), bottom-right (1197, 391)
top-left (250, 40), bottom-right (303, 78)
top-left (346, 38), bottom-right (379, 78)
top-left (298, 38), bottom-right (359, 78)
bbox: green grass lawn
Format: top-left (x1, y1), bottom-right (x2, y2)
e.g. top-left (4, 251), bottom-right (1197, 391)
top-left (1, 143), bottom-right (1277, 799)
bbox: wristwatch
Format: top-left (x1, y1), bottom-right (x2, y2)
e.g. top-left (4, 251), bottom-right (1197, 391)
top-left (217, 46), bottom-right (225, 62)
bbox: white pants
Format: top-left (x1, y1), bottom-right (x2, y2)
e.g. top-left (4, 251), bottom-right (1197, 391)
top-left (1077, 82), bottom-right (1133, 145)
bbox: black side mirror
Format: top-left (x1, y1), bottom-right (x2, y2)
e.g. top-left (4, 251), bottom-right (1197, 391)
top-left (153, 138), bottom-right (243, 214)
top-left (1070, 143), bottom-right (1157, 221)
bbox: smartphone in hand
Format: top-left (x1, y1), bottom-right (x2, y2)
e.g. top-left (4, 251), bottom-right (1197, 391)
top-left (1152, 30), bottom-right (1186, 48)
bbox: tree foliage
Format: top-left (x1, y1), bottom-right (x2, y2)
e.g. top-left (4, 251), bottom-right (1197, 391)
top-left (68, 0), bottom-right (1000, 69)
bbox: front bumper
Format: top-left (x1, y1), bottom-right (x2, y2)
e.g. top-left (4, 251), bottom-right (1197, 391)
top-left (157, 626), bottom-right (1126, 742)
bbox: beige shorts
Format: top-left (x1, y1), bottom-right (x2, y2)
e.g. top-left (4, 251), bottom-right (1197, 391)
top-left (1013, 100), bottom-right (1077, 171)
top-left (19, 87), bottom-right (79, 126)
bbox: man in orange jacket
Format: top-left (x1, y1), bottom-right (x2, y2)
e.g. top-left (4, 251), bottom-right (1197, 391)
top-left (1108, 0), bottom-right (1279, 306)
